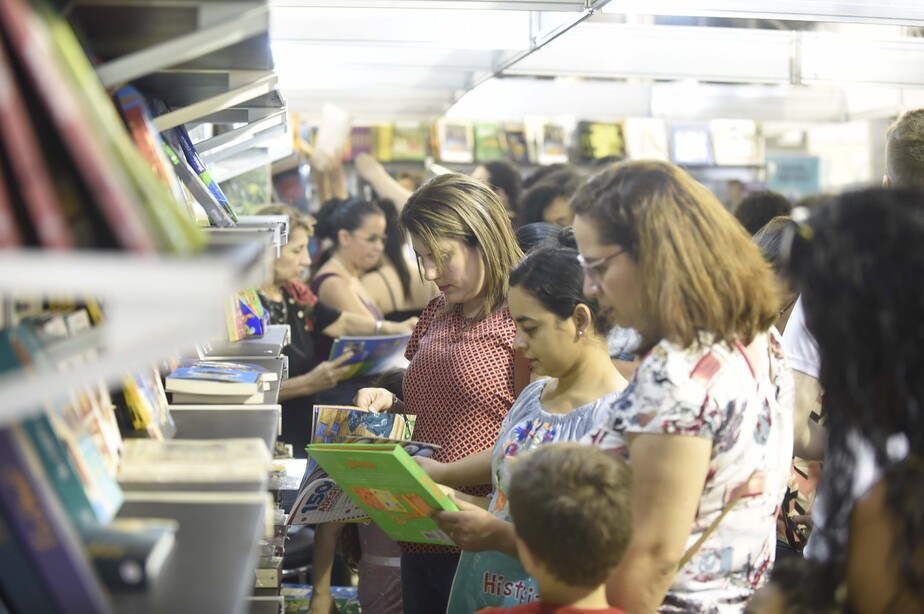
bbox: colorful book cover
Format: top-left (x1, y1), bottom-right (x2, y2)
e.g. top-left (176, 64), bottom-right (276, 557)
top-left (290, 426), bottom-right (439, 526)
top-left (0, 425), bottom-right (112, 613)
top-left (282, 584), bottom-right (360, 614)
top-left (165, 365), bottom-right (262, 395)
top-left (436, 118), bottom-right (474, 163)
top-left (306, 443), bottom-right (458, 544)
top-left (311, 405), bottom-right (415, 445)
top-left (327, 333), bottom-right (411, 380)
top-left (391, 122), bottom-right (428, 161)
top-left (576, 121), bottom-right (626, 162)
top-left (170, 124), bottom-right (238, 222)
top-left (474, 123), bottom-right (505, 162)
top-left (347, 126), bottom-right (373, 160)
top-left (538, 122), bottom-right (569, 165)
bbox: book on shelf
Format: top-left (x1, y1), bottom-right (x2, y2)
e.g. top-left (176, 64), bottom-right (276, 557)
top-left (670, 124), bottom-right (714, 166)
top-left (391, 122), bottom-right (428, 161)
top-left (289, 435), bottom-right (439, 526)
top-left (576, 121), bottom-right (626, 162)
top-left (474, 122), bottom-right (506, 162)
top-left (165, 364), bottom-right (264, 396)
top-left (160, 125), bottom-right (236, 227)
top-left (117, 438), bottom-right (271, 491)
top-left (80, 517), bottom-right (178, 592)
top-left (114, 85), bottom-right (187, 211)
top-left (0, 39), bottom-right (72, 248)
top-left (306, 443), bottom-right (458, 544)
top-left (169, 390), bottom-right (266, 405)
top-left (0, 152), bottom-right (21, 248)
top-left (0, 425), bottom-right (112, 613)
top-left (502, 124), bottom-right (531, 165)
top-left (710, 119), bottom-right (763, 166)
top-left (346, 126), bottom-right (373, 160)
top-left (0, 503), bottom-right (60, 612)
top-left (372, 124), bottom-right (394, 163)
top-left (122, 367), bottom-right (176, 440)
top-left (623, 117), bottom-right (670, 161)
top-left (327, 332), bottom-right (412, 380)
top-left (0, 0), bottom-right (207, 254)
top-left (435, 118), bottom-right (474, 163)
top-left (171, 123), bottom-right (238, 223)
top-left (536, 120), bottom-right (570, 165)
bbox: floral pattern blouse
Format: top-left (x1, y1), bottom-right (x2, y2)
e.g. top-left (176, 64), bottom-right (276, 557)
top-left (583, 331), bottom-right (794, 613)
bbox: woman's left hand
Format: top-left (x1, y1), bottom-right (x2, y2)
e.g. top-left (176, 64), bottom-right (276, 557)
top-left (433, 497), bottom-right (507, 552)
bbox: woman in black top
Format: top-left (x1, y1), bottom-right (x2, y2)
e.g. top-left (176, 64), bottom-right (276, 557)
top-left (256, 204), bottom-right (415, 457)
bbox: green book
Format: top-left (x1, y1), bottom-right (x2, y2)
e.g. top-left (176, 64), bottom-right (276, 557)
top-left (306, 443), bottom-right (458, 545)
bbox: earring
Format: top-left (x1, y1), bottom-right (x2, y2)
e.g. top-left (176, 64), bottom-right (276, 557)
top-left (577, 330), bottom-right (584, 337)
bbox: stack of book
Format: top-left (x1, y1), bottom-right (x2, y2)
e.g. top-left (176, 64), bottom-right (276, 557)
top-left (165, 360), bottom-right (278, 405)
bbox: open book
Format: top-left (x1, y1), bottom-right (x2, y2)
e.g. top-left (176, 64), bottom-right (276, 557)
top-left (328, 333), bottom-right (411, 380)
top-left (305, 443), bottom-right (458, 544)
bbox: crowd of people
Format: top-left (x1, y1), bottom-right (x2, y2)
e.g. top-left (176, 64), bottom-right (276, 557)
top-left (263, 107), bottom-right (924, 614)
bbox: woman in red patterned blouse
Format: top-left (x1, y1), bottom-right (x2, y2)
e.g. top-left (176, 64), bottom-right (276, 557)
top-left (356, 173), bottom-right (525, 613)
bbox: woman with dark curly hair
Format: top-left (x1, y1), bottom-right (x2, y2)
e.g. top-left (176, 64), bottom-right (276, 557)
top-left (755, 188), bottom-right (922, 613)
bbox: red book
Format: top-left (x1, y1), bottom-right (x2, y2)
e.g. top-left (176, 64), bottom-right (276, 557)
top-left (0, 42), bottom-right (72, 248)
top-left (0, 0), bottom-right (155, 251)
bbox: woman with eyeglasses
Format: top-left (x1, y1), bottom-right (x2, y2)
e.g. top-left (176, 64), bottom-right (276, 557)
top-left (571, 160), bottom-right (794, 613)
top-left (355, 173), bottom-right (526, 614)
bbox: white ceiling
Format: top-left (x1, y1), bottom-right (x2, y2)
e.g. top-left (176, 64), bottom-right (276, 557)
top-left (269, 0), bottom-right (924, 123)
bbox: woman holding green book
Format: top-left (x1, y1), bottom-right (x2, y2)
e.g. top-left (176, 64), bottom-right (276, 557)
top-left (355, 173), bottom-right (525, 614)
top-left (411, 231), bottom-right (628, 613)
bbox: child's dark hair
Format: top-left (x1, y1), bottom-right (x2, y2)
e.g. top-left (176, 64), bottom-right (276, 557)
top-left (507, 443), bottom-right (632, 587)
top-left (315, 197), bottom-right (384, 244)
top-left (509, 227), bottom-right (610, 336)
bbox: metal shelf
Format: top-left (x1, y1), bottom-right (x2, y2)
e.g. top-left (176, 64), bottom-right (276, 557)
top-left (0, 242), bottom-right (268, 426)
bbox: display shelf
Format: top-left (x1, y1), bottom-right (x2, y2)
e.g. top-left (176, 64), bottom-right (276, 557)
top-left (151, 72), bottom-right (280, 131)
top-left (170, 405), bottom-right (281, 452)
top-left (196, 110), bottom-right (288, 163)
top-left (117, 490), bottom-right (271, 614)
top-left (71, 3), bottom-right (272, 88)
top-left (205, 324), bottom-right (291, 358)
top-left (0, 242), bottom-right (266, 427)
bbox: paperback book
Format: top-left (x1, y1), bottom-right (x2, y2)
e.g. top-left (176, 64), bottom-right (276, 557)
top-left (327, 332), bottom-right (411, 380)
top-left (165, 364), bottom-right (263, 396)
top-left (306, 443), bottom-right (458, 544)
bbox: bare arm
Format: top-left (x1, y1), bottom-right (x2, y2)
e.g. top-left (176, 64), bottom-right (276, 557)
top-left (321, 312), bottom-right (416, 339)
top-left (315, 274), bottom-right (376, 318)
top-left (792, 370), bottom-right (826, 461)
top-left (606, 433), bottom-right (713, 614)
top-left (355, 153), bottom-right (412, 209)
top-left (416, 449), bottom-right (493, 488)
top-left (845, 480), bottom-right (924, 614)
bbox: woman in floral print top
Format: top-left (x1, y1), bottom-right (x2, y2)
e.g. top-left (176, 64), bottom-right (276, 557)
top-left (570, 160), bottom-right (795, 613)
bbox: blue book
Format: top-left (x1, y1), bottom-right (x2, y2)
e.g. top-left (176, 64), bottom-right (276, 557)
top-left (0, 425), bottom-right (111, 613)
top-left (165, 365), bottom-right (262, 395)
top-left (328, 333), bottom-right (411, 380)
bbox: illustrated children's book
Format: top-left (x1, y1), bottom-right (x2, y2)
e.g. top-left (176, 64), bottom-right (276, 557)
top-left (311, 404), bottom-right (414, 443)
top-left (306, 443), bottom-right (458, 544)
top-left (289, 435), bottom-right (439, 526)
top-left (165, 364), bottom-right (263, 396)
top-left (327, 332), bottom-right (411, 380)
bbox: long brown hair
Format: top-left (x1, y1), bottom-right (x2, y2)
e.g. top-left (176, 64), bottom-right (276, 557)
top-left (399, 173), bottom-right (523, 320)
top-left (571, 160), bottom-right (778, 349)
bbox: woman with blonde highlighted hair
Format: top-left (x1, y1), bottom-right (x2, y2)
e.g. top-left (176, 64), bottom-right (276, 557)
top-left (571, 160), bottom-right (794, 613)
top-left (356, 173), bottom-right (525, 613)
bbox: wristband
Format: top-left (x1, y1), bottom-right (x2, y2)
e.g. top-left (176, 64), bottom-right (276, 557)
top-left (391, 393), bottom-right (399, 410)
top-left (375, 320), bottom-right (383, 335)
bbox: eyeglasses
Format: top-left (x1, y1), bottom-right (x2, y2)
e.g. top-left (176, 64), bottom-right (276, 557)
top-left (352, 233), bottom-right (388, 244)
top-left (577, 248), bottom-right (626, 282)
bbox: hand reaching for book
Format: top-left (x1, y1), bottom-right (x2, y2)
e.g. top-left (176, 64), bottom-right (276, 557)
top-left (353, 387), bottom-right (395, 413)
top-left (433, 496), bottom-right (511, 553)
top-left (381, 316), bottom-right (419, 335)
top-left (307, 591), bottom-right (340, 614)
top-left (299, 352), bottom-right (354, 396)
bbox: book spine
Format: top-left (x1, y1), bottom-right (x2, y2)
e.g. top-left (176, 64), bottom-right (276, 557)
top-left (0, 161), bottom-right (22, 248)
top-left (0, 425), bottom-right (112, 613)
top-left (0, 506), bottom-right (59, 612)
top-left (20, 413), bottom-right (100, 527)
top-left (0, 0), bottom-right (156, 252)
top-left (0, 39), bottom-right (73, 248)
top-left (171, 126), bottom-right (237, 222)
